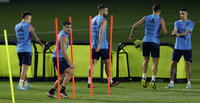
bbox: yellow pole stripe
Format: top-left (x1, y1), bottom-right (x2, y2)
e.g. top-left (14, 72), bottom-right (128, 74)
top-left (4, 29), bottom-right (16, 103)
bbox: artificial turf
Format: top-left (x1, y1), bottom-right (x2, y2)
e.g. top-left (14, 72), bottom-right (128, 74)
top-left (0, 81), bottom-right (200, 103)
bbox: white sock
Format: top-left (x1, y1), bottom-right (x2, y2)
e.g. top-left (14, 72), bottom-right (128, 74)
top-left (170, 81), bottom-right (174, 84)
top-left (142, 73), bottom-right (146, 79)
top-left (110, 78), bottom-right (113, 84)
top-left (24, 81), bottom-right (29, 86)
top-left (18, 79), bottom-right (24, 87)
top-left (187, 81), bottom-right (191, 84)
top-left (88, 77), bottom-right (91, 84)
top-left (151, 75), bottom-right (156, 82)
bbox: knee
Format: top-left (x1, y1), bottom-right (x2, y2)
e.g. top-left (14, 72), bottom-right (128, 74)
top-left (68, 69), bottom-right (74, 76)
top-left (104, 60), bottom-right (110, 65)
top-left (153, 63), bottom-right (158, 67)
top-left (185, 62), bottom-right (191, 68)
top-left (171, 61), bottom-right (177, 69)
top-left (143, 58), bottom-right (149, 64)
top-left (21, 69), bottom-right (27, 74)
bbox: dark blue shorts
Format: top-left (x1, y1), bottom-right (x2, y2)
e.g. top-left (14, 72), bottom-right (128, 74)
top-left (92, 49), bottom-right (109, 60)
top-left (172, 49), bottom-right (192, 62)
top-left (17, 52), bottom-right (32, 66)
top-left (53, 57), bottom-right (70, 74)
top-left (142, 42), bottom-right (160, 58)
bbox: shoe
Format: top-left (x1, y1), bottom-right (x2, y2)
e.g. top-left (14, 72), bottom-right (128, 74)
top-left (88, 84), bottom-right (96, 88)
top-left (186, 83), bottom-right (192, 89)
top-left (47, 92), bottom-right (57, 99)
top-left (149, 81), bottom-right (156, 89)
top-left (110, 81), bottom-right (120, 87)
top-left (17, 86), bottom-right (27, 91)
top-left (60, 91), bottom-right (69, 99)
top-left (165, 83), bottom-right (175, 88)
top-left (141, 78), bottom-right (147, 88)
top-left (24, 85), bottom-right (32, 89)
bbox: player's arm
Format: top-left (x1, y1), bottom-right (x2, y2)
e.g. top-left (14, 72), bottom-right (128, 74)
top-left (96, 20), bottom-right (107, 52)
top-left (179, 22), bottom-right (194, 36)
top-left (171, 28), bottom-right (178, 36)
top-left (60, 36), bottom-right (74, 68)
top-left (129, 17), bottom-right (145, 40)
top-left (172, 28), bottom-right (190, 37)
top-left (29, 25), bottom-right (45, 48)
top-left (160, 18), bottom-right (167, 34)
top-left (179, 30), bottom-right (191, 36)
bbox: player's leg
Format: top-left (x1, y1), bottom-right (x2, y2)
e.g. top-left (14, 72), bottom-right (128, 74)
top-left (149, 43), bottom-right (160, 89)
top-left (185, 61), bottom-right (192, 88)
top-left (88, 49), bottom-right (99, 88)
top-left (47, 73), bottom-right (66, 98)
top-left (101, 49), bottom-right (120, 87)
top-left (18, 52), bottom-right (32, 90)
top-left (24, 73), bottom-right (32, 89)
top-left (47, 57), bottom-right (66, 98)
top-left (17, 52), bottom-right (25, 90)
top-left (184, 50), bottom-right (192, 89)
top-left (24, 52), bottom-right (32, 89)
top-left (151, 58), bottom-right (159, 81)
top-left (170, 61), bottom-right (177, 82)
top-left (17, 64), bottom-right (29, 90)
top-left (166, 49), bottom-right (182, 88)
top-left (87, 59), bottom-right (97, 88)
top-left (142, 56), bottom-right (149, 78)
top-left (104, 59), bottom-right (120, 87)
top-left (141, 57), bottom-right (149, 88)
top-left (166, 61), bottom-right (177, 88)
top-left (60, 68), bottom-right (74, 99)
top-left (149, 57), bottom-right (159, 89)
top-left (141, 42), bottom-right (151, 88)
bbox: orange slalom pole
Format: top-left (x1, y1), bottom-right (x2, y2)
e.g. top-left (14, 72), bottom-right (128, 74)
top-left (55, 18), bottom-right (61, 100)
top-left (69, 16), bottom-right (76, 99)
top-left (89, 16), bottom-right (93, 96)
top-left (108, 15), bottom-right (113, 96)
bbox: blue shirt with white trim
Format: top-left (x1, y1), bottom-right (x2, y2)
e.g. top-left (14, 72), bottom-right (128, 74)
top-left (174, 19), bottom-right (194, 50)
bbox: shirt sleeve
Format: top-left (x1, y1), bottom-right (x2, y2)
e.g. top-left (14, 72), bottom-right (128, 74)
top-left (174, 21), bottom-right (178, 29)
top-left (186, 22), bottom-right (194, 32)
top-left (60, 32), bottom-right (67, 38)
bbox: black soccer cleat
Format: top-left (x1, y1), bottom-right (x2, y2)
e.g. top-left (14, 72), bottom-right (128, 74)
top-left (110, 81), bottom-right (120, 87)
top-left (60, 91), bottom-right (69, 99)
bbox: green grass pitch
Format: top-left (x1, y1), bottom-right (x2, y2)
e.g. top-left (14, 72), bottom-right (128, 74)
top-left (0, 81), bottom-right (200, 103)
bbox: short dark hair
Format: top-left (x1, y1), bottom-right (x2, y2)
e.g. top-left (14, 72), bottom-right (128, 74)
top-left (62, 21), bottom-right (71, 26)
top-left (97, 4), bottom-right (108, 11)
top-left (21, 11), bottom-right (32, 19)
top-left (180, 8), bottom-right (188, 12)
top-left (152, 4), bottom-right (161, 12)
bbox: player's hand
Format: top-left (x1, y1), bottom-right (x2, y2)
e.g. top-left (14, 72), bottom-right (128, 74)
top-left (95, 45), bottom-right (101, 52)
top-left (41, 44), bottom-right (45, 50)
top-left (171, 33), bottom-right (176, 36)
top-left (128, 33), bottom-right (133, 40)
top-left (175, 33), bottom-right (182, 37)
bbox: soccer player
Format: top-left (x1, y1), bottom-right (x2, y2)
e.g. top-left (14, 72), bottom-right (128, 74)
top-left (88, 4), bottom-right (120, 88)
top-left (166, 8), bottom-right (194, 89)
top-left (47, 21), bottom-right (74, 99)
top-left (128, 4), bottom-right (167, 89)
top-left (15, 11), bottom-right (44, 90)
